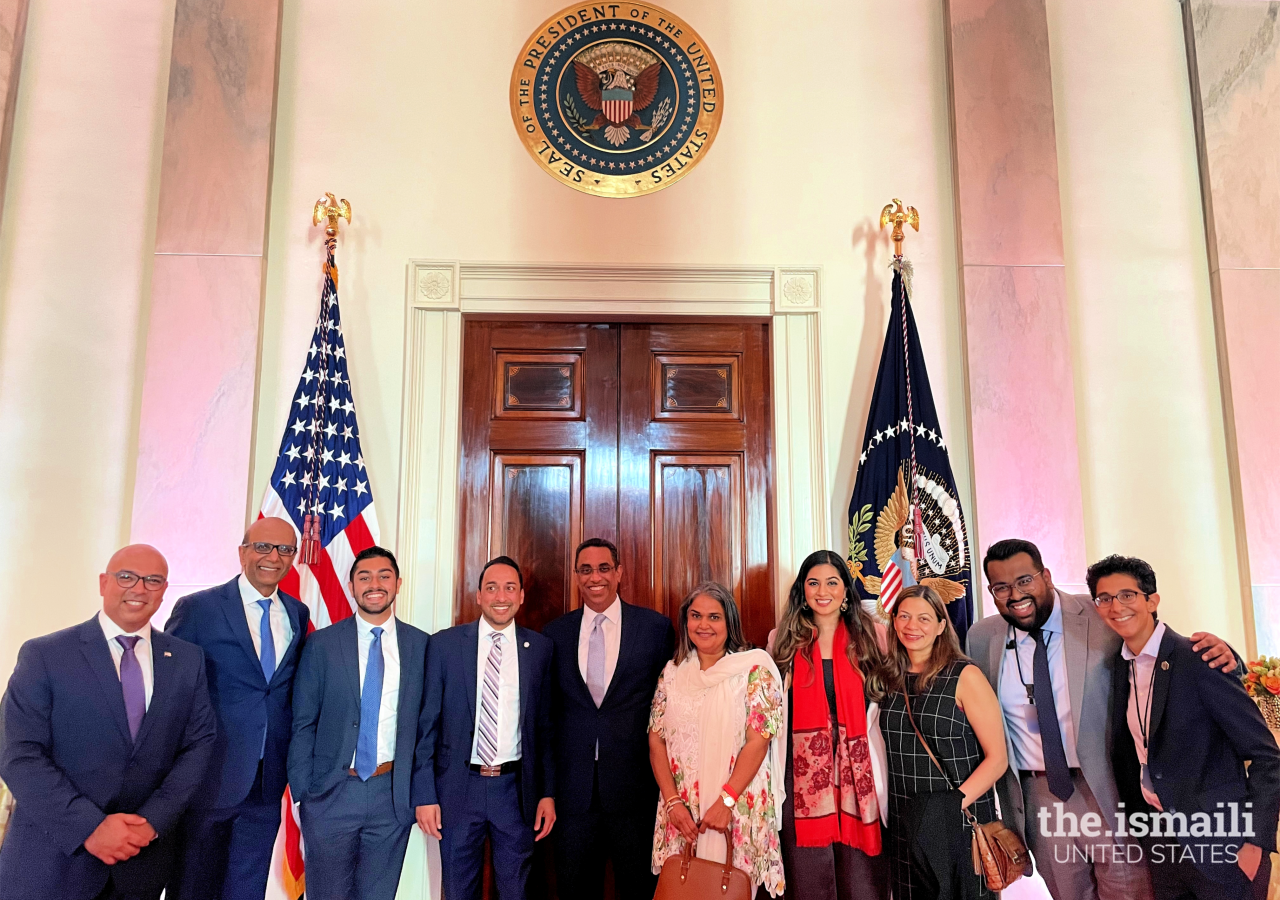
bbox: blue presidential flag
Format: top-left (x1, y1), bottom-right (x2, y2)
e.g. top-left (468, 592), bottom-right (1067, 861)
top-left (847, 262), bottom-right (973, 643)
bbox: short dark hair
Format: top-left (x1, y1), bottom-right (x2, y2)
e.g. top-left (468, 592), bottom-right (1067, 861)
top-left (479, 555), bottom-right (523, 589)
top-left (574, 537), bottom-right (619, 567)
top-left (349, 545), bottom-right (400, 582)
top-left (983, 539), bottom-right (1044, 577)
top-left (1086, 554), bottom-right (1157, 597)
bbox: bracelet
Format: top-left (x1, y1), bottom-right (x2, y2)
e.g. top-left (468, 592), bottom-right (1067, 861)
top-left (664, 796), bottom-right (684, 811)
top-left (721, 783), bottom-right (739, 802)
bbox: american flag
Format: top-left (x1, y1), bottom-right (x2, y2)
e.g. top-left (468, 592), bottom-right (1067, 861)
top-left (260, 245), bottom-right (379, 899)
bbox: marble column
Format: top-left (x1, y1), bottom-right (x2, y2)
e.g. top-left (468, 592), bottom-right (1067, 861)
top-left (946, 0), bottom-right (1087, 606)
top-left (131, 0), bottom-right (285, 606)
top-left (1184, 1), bottom-right (1280, 657)
top-left (0, 0), bottom-right (29, 219)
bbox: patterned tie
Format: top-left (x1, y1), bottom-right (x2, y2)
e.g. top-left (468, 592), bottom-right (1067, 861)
top-left (257, 598), bottom-right (276, 683)
top-left (116, 635), bottom-right (145, 742)
top-left (477, 633), bottom-right (504, 765)
top-left (586, 614), bottom-right (607, 707)
top-left (355, 626), bottom-right (384, 781)
top-left (1031, 628), bottom-right (1075, 801)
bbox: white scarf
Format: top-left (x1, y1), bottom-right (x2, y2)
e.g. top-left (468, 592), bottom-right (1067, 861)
top-left (669, 648), bottom-right (787, 862)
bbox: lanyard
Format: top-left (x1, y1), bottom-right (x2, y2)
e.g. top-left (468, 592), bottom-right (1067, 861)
top-left (1128, 657), bottom-right (1156, 749)
top-left (1006, 625), bottom-right (1042, 706)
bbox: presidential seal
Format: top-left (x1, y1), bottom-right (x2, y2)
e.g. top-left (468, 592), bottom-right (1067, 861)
top-left (510, 3), bottom-right (723, 198)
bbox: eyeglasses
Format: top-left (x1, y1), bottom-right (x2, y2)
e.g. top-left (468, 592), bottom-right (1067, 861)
top-left (988, 570), bottom-right (1044, 601)
top-left (575, 563), bottom-right (616, 577)
top-left (108, 571), bottom-right (167, 591)
top-left (242, 541), bottom-right (298, 557)
top-left (1093, 590), bottom-right (1148, 608)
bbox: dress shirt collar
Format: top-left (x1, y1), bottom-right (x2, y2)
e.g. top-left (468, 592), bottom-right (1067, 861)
top-left (238, 573), bottom-right (280, 607)
top-left (98, 609), bottom-right (151, 643)
top-left (584, 596), bottom-right (622, 627)
top-left (1121, 620), bottom-right (1167, 662)
top-left (479, 616), bottom-right (516, 643)
top-left (355, 612), bottom-right (397, 639)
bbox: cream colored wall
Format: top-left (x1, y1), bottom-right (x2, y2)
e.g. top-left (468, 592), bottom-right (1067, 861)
top-left (254, 0), bottom-right (973, 591)
top-left (0, 0), bottom-right (175, 676)
top-left (1046, 0), bottom-right (1246, 647)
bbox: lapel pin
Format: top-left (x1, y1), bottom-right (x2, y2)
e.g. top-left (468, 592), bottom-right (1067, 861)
top-left (524, 641), bottom-right (530, 648)
top-left (1160, 661), bottom-right (1169, 670)
top-left (164, 651), bottom-right (172, 657)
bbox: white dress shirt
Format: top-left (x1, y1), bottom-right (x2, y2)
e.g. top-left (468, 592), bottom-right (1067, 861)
top-left (98, 611), bottom-right (154, 709)
top-left (577, 596), bottom-right (622, 693)
top-left (471, 618), bottom-right (521, 765)
top-left (999, 598), bottom-right (1082, 771)
top-left (1121, 621), bottom-right (1167, 810)
top-left (350, 614), bottom-right (401, 768)
top-left (238, 574), bottom-right (292, 665)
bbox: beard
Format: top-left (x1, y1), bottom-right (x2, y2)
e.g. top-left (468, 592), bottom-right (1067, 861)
top-left (999, 589), bottom-right (1055, 632)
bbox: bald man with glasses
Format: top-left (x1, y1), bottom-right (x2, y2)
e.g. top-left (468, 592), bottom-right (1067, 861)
top-left (165, 517), bottom-right (311, 900)
top-left (0, 545), bottom-right (216, 900)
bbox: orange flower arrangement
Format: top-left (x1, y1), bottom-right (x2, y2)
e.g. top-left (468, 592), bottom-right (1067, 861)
top-left (1244, 657), bottom-right (1280, 698)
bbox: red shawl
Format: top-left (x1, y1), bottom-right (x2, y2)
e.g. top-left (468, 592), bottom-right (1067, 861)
top-left (790, 621), bottom-right (881, 852)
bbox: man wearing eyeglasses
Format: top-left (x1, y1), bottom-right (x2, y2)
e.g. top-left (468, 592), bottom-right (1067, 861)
top-left (541, 538), bottom-right (675, 900)
top-left (1092, 554), bottom-right (1279, 900)
top-left (165, 517), bottom-right (311, 900)
top-left (0, 545), bottom-right (216, 900)
top-left (967, 539), bottom-right (1237, 900)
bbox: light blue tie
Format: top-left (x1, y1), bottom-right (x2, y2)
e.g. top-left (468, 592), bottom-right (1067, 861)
top-left (587, 614), bottom-right (607, 707)
top-left (355, 627), bottom-right (384, 781)
top-left (257, 599), bottom-right (276, 683)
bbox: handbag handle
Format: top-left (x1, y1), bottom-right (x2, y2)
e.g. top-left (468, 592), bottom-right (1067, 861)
top-left (901, 689), bottom-right (982, 828)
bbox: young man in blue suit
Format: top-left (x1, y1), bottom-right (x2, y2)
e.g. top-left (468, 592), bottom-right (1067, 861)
top-left (542, 538), bottom-right (674, 900)
top-left (413, 555), bottom-right (557, 900)
top-left (288, 546), bottom-right (430, 900)
top-left (0, 544), bottom-right (216, 900)
top-left (1093, 554), bottom-right (1280, 900)
top-left (165, 516), bottom-right (311, 900)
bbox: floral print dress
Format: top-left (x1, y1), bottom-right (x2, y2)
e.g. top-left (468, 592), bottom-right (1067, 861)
top-left (649, 660), bottom-right (787, 896)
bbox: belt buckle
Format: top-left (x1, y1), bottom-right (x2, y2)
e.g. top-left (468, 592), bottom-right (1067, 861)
top-left (479, 764), bottom-right (503, 777)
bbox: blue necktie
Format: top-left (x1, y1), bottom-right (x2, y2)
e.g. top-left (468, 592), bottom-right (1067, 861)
top-left (257, 599), bottom-right (276, 683)
top-left (355, 626), bottom-right (384, 781)
top-left (1032, 628), bottom-right (1074, 801)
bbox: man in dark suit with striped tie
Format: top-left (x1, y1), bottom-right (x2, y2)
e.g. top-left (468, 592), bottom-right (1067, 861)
top-left (0, 544), bottom-right (216, 900)
top-left (165, 517), bottom-right (311, 900)
top-left (289, 546), bottom-right (430, 900)
top-left (413, 556), bottom-right (557, 900)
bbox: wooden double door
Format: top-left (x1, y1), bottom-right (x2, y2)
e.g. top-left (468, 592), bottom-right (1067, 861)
top-left (457, 320), bottom-right (776, 648)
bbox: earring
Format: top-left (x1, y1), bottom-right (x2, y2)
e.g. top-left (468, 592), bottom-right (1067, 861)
top-left (840, 599), bottom-right (850, 612)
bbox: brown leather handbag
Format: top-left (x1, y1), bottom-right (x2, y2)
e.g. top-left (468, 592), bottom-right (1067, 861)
top-left (903, 691), bottom-right (1033, 891)
top-left (654, 835), bottom-right (752, 900)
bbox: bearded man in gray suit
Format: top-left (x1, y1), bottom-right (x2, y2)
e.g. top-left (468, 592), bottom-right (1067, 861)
top-left (967, 539), bottom-right (1238, 900)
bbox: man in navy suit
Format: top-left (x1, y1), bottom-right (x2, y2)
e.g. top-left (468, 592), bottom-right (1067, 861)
top-left (0, 544), bottom-right (216, 900)
top-left (542, 538), bottom-right (674, 900)
top-left (413, 555), bottom-right (557, 900)
top-left (288, 546), bottom-right (430, 900)
top-left (1093, 554), bottom-right (1280, 900)
top-left (165, 516), bottom-right (311, 900)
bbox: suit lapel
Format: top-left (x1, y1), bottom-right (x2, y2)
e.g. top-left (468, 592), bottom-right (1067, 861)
top-left (1148, 630), bottom-right (1174, 744)
top-left (564, 608), bottom-right (593, 703)
top-left (220, 580), bottom-right (266, 684)
top-left (600, 603), bottom-right (631, 707)
top-left (464, 620), bottom-right (479, 725)
top-left (133, 630), bottom-right (175, 754)
top-left (79, 619), bottom-right (134, 747)
top-left (1060, 590), bottom-right (1089, 742)
top-left (341, 617), bottom-right (361, 703)
top-left (271, 597), bottom-right (305, 687)
top-left (517, 626), bottom-right (533, 732)
top-left (987, 624), bottom-right (1005, 696)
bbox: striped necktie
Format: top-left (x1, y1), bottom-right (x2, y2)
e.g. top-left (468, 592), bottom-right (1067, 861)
top-left (477, 633), bottom-right (504, 765)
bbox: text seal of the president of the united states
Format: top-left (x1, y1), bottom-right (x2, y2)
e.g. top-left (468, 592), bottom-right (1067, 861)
top-left (510, 3), bottom-right (723, 198)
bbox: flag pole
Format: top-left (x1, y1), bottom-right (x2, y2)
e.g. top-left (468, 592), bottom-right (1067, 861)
top-left (880, 199), bottom-right (924, 592)
top-left (299, 193), bottom-right (352, 566)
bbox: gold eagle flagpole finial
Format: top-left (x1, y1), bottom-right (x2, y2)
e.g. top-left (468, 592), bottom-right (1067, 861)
top-left (879, 199), bottom-right (919, 259)
top-left (312, 192), bottom-right (352, 254)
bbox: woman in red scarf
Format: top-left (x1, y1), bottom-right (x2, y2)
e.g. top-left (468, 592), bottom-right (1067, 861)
top-left (771, 551), bottom-right (891, 900)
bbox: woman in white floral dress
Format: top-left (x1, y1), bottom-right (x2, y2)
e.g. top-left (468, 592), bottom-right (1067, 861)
top-left (648, 581), bottom-right (787, 897)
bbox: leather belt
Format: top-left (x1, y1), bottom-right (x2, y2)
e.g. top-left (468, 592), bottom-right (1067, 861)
top-left (348, 761), bottom-right (394, 778)
top-left (469, 761), bottom-right (520, 777)
top-left (1019, 767), bottom-right (1081, 778)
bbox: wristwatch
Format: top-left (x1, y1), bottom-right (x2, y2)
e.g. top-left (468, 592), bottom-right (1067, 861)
top-left (720, 790), bottom-right (734, 808)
